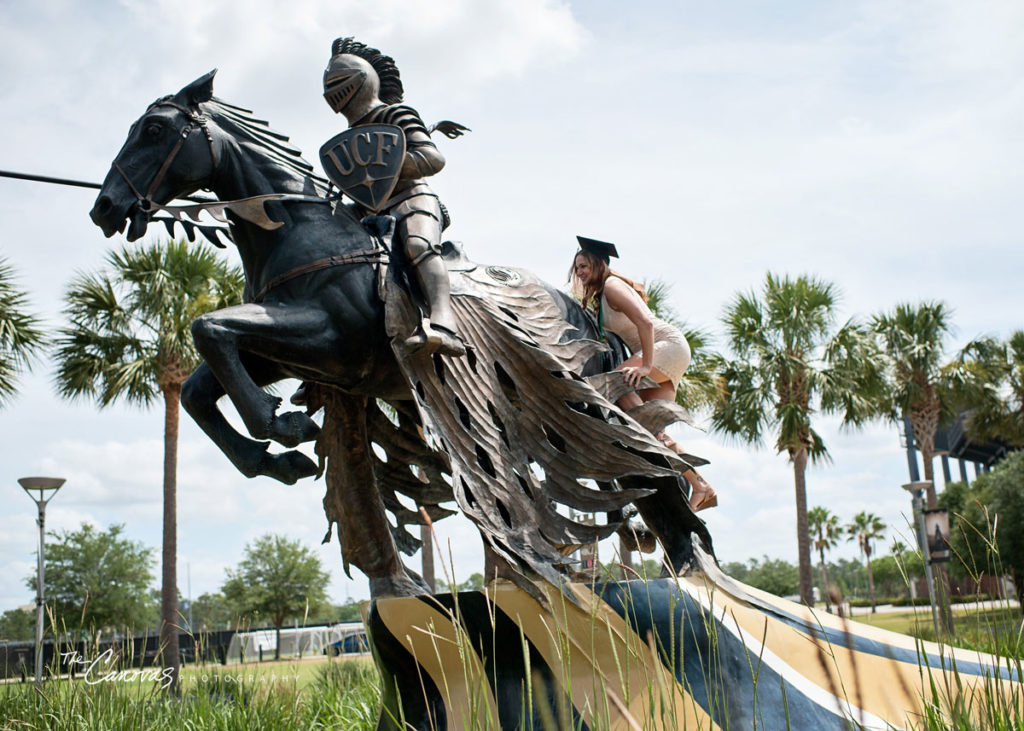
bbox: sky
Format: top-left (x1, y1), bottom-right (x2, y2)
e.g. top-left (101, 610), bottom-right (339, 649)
top-left (0, 0), bottom-right (1022, 614)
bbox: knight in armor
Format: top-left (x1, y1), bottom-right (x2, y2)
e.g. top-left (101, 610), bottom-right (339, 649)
top-left (323, 37), bottom-right (465, 357)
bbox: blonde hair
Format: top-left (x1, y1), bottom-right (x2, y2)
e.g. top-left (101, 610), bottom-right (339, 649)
top-left (569, 250), bottom-right (647, 312)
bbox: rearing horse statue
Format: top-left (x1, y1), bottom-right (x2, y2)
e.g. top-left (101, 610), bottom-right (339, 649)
top-left (89, 71), bottom-right (711, 598)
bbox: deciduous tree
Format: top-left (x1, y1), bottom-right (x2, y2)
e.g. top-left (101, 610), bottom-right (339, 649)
top-left (186, 591), bottom-right (234, 632)
top-left (942, 453), bottom-right (1024, 613)
top-left (26, 522), bottom-right (156, 632)
top-left (0, 607), bottom-right (35, 642)
top-left (457, 573), bottom-right (485, 592)
top-left (222, 534), bottom-right (330, 659)
top-left (743, 556), bottom-right (800, 597)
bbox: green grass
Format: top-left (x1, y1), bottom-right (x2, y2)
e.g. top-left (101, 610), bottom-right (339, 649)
top-left (3, 579), bottom-right (1022, 729)
top-left (0, 655), bottom-right (380, 730)
top-left (855, 605), bottom-right (1024, 658)
top-left (5, 602), bottom-right (1023, 730)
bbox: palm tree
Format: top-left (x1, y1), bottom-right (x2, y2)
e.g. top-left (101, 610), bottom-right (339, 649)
top-left (870, 301), bottom-right (956, 631)
top-left (0, 257), bottom-right (46, 406)
top-left (713, 273), bottom-right (884, 605)
top-left (847, 511), bottom-right (886, 613)
top-left (808, 506), bottom-right (842, 612)
top-left (54, 240), bottom-right (243, 692)
top-left (870, 302), bottom-right (955, 506)
top-left (952, 331), bottom-right (1024, 448)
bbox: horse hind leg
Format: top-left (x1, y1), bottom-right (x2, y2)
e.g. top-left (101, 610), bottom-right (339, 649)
top-left (182, 362), bottom-right (318, 485)
top-left (623, 473), bottom-right (714, 574)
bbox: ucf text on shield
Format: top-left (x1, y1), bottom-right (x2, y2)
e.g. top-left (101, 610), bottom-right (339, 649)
top-left (319, 124), bottom-right (405, 212)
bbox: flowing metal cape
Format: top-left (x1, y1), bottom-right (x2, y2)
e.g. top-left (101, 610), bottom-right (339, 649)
top-left (347, 244), bottom-right (712, 599)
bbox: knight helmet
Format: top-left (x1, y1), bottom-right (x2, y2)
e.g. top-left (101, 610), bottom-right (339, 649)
top-left (323, 37), bottom-right (404, 115)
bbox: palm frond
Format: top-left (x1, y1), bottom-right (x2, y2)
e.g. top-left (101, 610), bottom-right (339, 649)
top-left (642, 279), bottom-right (680, 326)
top-left (950, 329), bottom-right (1024, 447)
top-left (0, 257), bottom-right (47, 406)
top-left (723, 288), bottom-right (766, 354)
top-left (54, 239), bottom-right (244, 408)
top-left (710, 359), bottom-right (771, 445)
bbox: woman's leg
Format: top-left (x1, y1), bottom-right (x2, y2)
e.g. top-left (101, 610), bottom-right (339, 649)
top-left (611, 353), bottom-right (717, 509)
top-left (614, 353), bottom-right (675, 409)
top-left (683, 467), bottom-right (716, 512)
top-left (615, 355), bottom-right (718, 512)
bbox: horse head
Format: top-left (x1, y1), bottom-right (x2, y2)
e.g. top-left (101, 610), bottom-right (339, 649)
top-left (91, 71), bottom-right (220, 240)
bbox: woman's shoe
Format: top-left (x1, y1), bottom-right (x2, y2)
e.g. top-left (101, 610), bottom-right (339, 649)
top-left (689, 487), bottom-right (718, 512)
top-left (686, 473), bottom-right (717, 512)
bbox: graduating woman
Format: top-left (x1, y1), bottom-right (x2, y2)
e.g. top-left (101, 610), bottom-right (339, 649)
top-left (570, 236), bottom-right (716, 511)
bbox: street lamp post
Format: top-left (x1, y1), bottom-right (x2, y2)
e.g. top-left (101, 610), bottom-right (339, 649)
top-left (18, 476), bottom-right (66, 689)
top-left (902, 480), bottom-right (941, 636)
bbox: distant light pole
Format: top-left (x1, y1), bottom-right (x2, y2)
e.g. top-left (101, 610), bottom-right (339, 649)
top-left (19, 476), bottom-right (66, 688)
top-left (902, 480), bottom-right (941, 636)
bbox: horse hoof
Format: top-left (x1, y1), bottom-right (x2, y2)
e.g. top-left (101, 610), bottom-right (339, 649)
top-left (260, 450), bottom-right (318, 485)
top-left (271, 410), bottom-right (321, 448)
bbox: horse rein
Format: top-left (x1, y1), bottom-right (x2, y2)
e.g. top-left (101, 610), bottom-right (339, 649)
top-left (251, 248), bottom-right (389, 303)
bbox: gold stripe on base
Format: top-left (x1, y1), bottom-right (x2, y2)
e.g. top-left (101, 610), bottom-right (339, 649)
top-left (492, 581), bottom-right (720, 730)
top-left (375, 595), bottom-right (499, 727)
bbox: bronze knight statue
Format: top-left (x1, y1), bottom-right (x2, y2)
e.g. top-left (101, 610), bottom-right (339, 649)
top-left (322, 37), bottom-right (465, 357)
top-left (90, 65), bottom-right (711, 602)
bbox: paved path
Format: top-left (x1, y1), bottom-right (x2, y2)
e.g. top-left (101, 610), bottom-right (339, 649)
top-left (845, 598), bottom-right (1019, 616)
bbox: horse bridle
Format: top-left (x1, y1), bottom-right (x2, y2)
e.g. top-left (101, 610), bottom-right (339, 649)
top-left (113, 99), bottom-right (218, 214)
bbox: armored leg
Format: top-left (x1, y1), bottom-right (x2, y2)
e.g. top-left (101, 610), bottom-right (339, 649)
top-left (396, 198), bottom-right (465, 356)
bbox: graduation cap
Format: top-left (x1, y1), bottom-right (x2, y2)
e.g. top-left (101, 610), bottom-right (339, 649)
top-left (576, 235), bottom-right (619, 263)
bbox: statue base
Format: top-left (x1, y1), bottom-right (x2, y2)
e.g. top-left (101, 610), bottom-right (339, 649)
top-left (363, 568), bottom-right (1020, 730)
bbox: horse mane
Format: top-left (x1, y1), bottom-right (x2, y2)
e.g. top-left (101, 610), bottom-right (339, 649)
top-left (203, 97), bottom-right (331, 196)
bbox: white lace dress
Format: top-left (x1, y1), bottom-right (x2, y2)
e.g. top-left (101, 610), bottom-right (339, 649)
top-left (600, 291), bottom-right (691, 388)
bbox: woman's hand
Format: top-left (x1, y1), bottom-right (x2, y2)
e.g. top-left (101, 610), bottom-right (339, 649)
top-left (620, 364), bottom-right (652, 389)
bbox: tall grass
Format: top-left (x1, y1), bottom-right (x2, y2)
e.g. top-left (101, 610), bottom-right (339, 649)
top-left (0, 655), bottom-right (380, 730)
top-left (1, 608), bottom-right (380, 730)
top-left (6, 515), bottom-right (1024, 730)
top-left (4, 587), bottom-right (1023, 730)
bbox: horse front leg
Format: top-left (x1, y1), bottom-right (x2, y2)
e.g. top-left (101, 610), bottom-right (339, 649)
top-left (182, 361), bottom-right (318, 485)
top-left (190, 303), bottom-right (330, 448)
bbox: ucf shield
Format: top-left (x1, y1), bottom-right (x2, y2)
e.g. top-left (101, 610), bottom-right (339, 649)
top-left (319, 124), bottom-right (405, 212)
